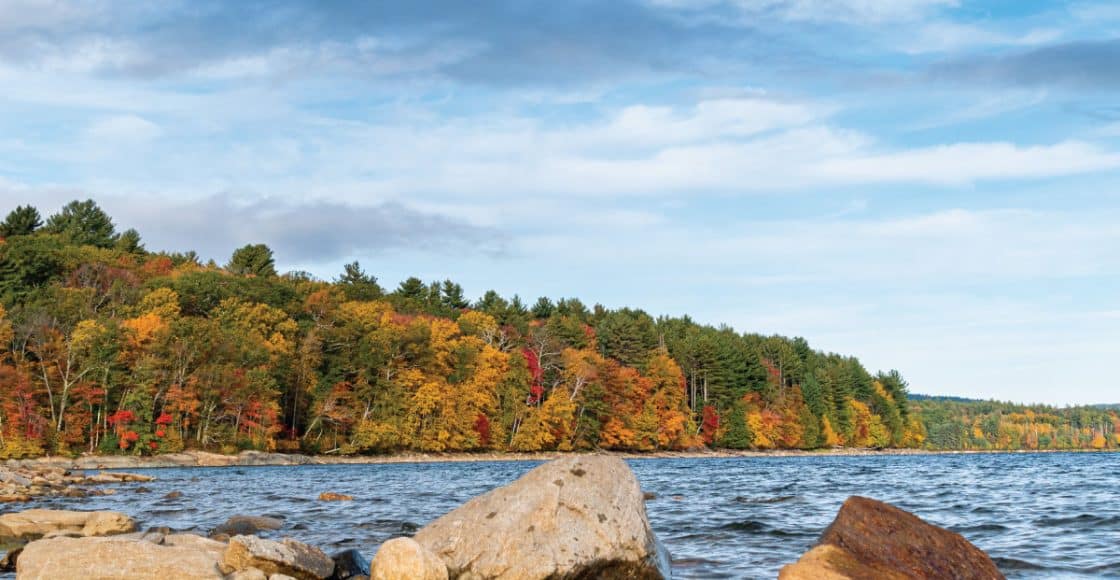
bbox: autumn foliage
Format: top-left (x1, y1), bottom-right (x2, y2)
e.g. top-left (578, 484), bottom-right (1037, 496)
top-left (4, 199), bottom-right (1111, 458)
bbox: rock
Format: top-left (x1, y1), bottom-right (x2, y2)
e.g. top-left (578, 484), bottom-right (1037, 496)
top-left (212, 515), bottom-right (284, 538)
top-left (164, 490), bottom-right (184, 499)
top-left (370, 538), bottom-right (446, 580)
top-left (0, 509), bottom-right (135, 541)
top-left (318, 492), bottom-right (353, 502)
top-left (643, 491), bottom-right (657, 501)
top-left (271, 575), bottom-right (299, 580)
top-left (85, 471), bottom-right (156, 484)
top-left (412, 455), bottom-right (670, 579)
top-left (227, 569), bottom-right (269, 580)
top-left (0, 471), bottom-right (31, 487)
top-left (222, 535), bottom-right (335, 580)
top-left (0, 494), bottom-right (31, 503)
top-left (16, 535), bottom-right (225, 579)
top-left (331, 548), bottom-right (372, 579)
top-left (0, 545), bottom-right (22, 572)
top-left (779, 496), bottom-right (1005, 580)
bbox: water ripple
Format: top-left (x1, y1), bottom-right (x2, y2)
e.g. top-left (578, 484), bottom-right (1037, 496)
top-left (1, 452), bottom-right (1117, 579)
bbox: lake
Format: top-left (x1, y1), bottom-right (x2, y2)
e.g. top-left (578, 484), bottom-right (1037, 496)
top-left (8, 452), bottom-right (1119, 578)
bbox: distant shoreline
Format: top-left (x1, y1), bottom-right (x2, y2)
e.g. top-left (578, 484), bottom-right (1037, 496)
top-left (4, 447), bottom-right (1114, 471)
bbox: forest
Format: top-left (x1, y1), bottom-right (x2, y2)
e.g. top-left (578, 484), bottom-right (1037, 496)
top-left (912, 396), bottom-right (1120, 451)
top-left (0, 199), bottom-right (1114, 458)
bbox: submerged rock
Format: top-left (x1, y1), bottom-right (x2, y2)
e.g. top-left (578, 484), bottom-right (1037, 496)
top-left (0, 509), bottom-right (135, 541)
top-left (412, 455), bottom-right (670, 579)
top-left (318, 492), bottom-right (353, 502)
top-left (370, 537), bottom-right (447, 580)
top-left (779, 496), bottom-right (1005, 580)
top-left (16, 534), bottom-right (226, 579)
top-left (211, 515), bottom-right (284, 539)
top-left (221, 535), bottom-right (335, 580)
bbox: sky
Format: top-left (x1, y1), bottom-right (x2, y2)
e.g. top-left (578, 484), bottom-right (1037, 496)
top-left (1, 0), bottom-right (1118, 405)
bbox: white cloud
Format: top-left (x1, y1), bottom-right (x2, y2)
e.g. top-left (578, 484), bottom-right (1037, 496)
top-left (814, 141), bottom-right (1120, 186)
top-left (85, 114), bottom-right (162, 143)
top-left (900, 22), bottom-right (1061, 54)
top-left (652, 0), bottom-right (957, 23)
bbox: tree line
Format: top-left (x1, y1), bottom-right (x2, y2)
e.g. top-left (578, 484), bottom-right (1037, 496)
top-left (912, 396), bottom-right (1119, 451)
top-left (0, 198), bottom-right (955, 458)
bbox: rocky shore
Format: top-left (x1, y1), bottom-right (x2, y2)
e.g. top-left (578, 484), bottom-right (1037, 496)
top-left (0, 455), bottom-right (1006, 579)
top-left (4, 446), bottom-right (1102, 472)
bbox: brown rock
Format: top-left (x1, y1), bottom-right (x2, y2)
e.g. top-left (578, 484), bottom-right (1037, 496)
top-left (0, 509), bottom-right (135, 541)
top-left (779, 496), bottom-right (1005, 580)
top-left (318, 492), bottom-right (354, 501)
top-left (16, 535), bottom-right (225, 579)
top-left (370, 537), bottom-right (447, 580)
top-left (413, 455), bottom-right (670, 579)
top-left (221, 535), bottom-right (335, 580)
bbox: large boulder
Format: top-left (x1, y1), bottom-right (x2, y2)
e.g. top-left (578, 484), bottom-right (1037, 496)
top-left (221, 535), bottom-right (335, 580)
top-left (0, 509), bottom-right (134, 541)
top-left (16, 534), bottom-right (226, 579)
top-left (370, 538), bottom-right (447, 580)
top-left (412, 455), bottom-right (670, 579)
top-left (779, 496), bottom-right (1005, 580)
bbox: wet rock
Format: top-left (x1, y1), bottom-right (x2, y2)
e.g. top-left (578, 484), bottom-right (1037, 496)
top-left (165, 490), bottom-right (184, 499)
top-left (0, 509), bottom-right (135, 541)
top-left (643, 491), bottom-right (657, 501)
top-left (330, 548), bottom-right (371, 579)
top-left (135, 486), bottom-right (152, 493)
top-left (779, 496), bottom-right (1005, 580)
top-left (16, 535), bottom-right (225, 579)
top-left (318, 492), bottom-right (354, 502)
top-left (413, 455), bottom-right (670, 579)
top-left (211, 515), bottom-right (284, 538)
top-left (0, 494), bottom-right (31, 503)
top-left (222, 535), bottom-right (335, 580)
top-left (370, 537), bottom-right (446, 580)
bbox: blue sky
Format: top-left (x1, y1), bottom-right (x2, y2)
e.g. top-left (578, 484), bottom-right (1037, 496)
top-left (2, 0), bottom-right (1118, 404)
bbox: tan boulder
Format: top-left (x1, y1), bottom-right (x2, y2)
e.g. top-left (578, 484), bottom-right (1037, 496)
top-left (0, 509), bottom-right (134, 541)
top-left (779, 496), bottom-right (1005, 580)
top-left (16, 535), bottom-right (225, 579)
top-left (318, 492), bottom-right (353, 501)
top-left (221, 535), bottom-right (335, 580)
top-left (370, 537), bottom-right (447, 580)
top-left (413, 455), bottom-right (670, 579)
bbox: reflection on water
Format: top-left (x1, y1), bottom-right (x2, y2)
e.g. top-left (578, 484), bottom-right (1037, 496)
top-left (5, 452), bottom-right (1119, 579)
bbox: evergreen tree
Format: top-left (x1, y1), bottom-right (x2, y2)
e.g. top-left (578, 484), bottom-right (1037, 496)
top-left (115, 228), bottom-right (146, 254)
top-left (337, 261), bottom-right (382, 300)
top-left (227, 244), bottom-right (277, 277)
top-left (0, 205), bottom-right (42, 237)
top-left (43, 199), bottom-right (117, 248)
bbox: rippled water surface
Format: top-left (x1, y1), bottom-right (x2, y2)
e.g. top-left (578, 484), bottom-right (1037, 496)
top-left (9, 452), bottom-right (1120, 579)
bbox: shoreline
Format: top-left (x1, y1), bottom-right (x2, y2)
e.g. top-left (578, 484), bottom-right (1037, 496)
top-left (4, 446), bottom-right (1114, 471)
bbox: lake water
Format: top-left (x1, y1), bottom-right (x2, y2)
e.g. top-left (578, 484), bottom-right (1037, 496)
top-left (7, 452), bottom-right (1120, 579)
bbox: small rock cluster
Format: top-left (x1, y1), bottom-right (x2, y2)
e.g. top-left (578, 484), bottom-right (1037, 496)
top-left (0, 464), bottom-right (154, 503)
top-left (3, 456), bottom-right (1007, 579)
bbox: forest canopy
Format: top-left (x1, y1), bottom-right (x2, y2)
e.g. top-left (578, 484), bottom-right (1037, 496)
top-left (0, 200), bottom-right (1114, 458)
